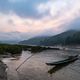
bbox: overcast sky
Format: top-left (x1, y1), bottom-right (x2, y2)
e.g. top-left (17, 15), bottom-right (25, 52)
top-left (0, 0), bottom-right (80, 40)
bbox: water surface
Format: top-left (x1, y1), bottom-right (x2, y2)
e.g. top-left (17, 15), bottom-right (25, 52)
top-left (2, 50), bottom-right (80, 80)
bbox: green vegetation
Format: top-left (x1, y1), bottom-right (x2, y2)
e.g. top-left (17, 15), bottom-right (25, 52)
top-left (30, 46), bottom-right (60, 53)
top-left (0, 44), bottom-right (22, 55)
top-left (65, 31), bottom-right (80, 45)
top-left (30, 46), bottom-right (48, 53)
top-left (0, 44), bottom-right (55, 55)
top-left (0, 44), bottom-right (37, 55)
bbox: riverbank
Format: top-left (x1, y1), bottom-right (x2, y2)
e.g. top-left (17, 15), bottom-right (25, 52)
top-left (0, 60), bottom-right (7, 80)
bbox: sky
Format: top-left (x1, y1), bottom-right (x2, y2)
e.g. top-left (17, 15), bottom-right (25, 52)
top-left (0, 0), bottom-right (80, 40)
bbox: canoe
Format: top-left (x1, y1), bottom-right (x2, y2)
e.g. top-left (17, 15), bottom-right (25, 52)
top-left (9, 57), bottom-right (19, 60)
top-left (46, 55), bottom-right (78, 66)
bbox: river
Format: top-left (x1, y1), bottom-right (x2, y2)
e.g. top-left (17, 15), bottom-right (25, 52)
top-left (2, 50), bottom-right (80, 80)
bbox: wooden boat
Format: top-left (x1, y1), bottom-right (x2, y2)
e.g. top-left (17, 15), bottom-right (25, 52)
top-left (9, 57), bottom-right (20, 60)
top-left (46, 55), bottom-right (78, 66)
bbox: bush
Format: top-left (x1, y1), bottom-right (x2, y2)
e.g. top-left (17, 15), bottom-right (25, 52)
top-left (0, 44), bottom-right (22, 55)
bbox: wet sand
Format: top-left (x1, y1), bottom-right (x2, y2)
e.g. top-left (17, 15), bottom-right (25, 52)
top-left (2, 50), bottom-right (80, 80)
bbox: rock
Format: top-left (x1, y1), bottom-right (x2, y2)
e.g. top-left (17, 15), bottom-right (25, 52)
top-left (0, 60), bottom-right (7, 80)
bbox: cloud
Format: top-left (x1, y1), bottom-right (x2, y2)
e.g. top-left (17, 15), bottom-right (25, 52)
top-left (37, 0), bottom-right (80, 17)
top-left (36, 0), bottom-right (80, 32)
top-left (0, 10), bottom-right (78, 34)
top-left (0, 0), bottom-right (80, 40)
top-left (0, 0), bottom-right (48, 18)
top-left (8, 0), bottom-right (27, 3)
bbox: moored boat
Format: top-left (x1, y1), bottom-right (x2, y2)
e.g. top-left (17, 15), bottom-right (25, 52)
top-left (46, 55), bottom-right (78, 66)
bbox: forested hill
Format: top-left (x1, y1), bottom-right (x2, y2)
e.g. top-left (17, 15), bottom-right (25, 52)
top-left (19, 30), bottom-right (80, 46)
top-left (19, 36), bottom-right (49, 45)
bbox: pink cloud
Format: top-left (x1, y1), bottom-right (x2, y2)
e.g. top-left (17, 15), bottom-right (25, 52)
top-left (0, 0), bottom-right (80, 37)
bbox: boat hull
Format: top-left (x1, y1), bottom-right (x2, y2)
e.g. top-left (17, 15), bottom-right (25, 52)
top-left (46, 55), bottom-right (78, 66)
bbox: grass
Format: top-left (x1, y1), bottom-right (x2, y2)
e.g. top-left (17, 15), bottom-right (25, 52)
top-left (0, 44), bottom-right (60, 55)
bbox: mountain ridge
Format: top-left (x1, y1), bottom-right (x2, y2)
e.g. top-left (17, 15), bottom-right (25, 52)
top-left (19, 30), bottom-right (80, 46)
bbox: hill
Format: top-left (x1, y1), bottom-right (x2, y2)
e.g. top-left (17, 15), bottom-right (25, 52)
top-left (19, 36), bottom-right (49, 45)
top-left (19, 30), bottom-right (80, 46)
top-left (41, 30), bottom-right (80, 46)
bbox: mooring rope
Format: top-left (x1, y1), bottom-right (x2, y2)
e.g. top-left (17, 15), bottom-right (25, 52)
top-left (16, 54), bottom-right (34, 71)
top-left (15, 54), bottom-right (35, 80)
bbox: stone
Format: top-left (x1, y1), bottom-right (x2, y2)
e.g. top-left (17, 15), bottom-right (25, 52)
top-left (0, 60), bottom-right (7, 80)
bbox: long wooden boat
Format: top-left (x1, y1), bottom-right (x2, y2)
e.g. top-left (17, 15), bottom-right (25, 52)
top-left (46, 55), bottom-right (78, 66)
